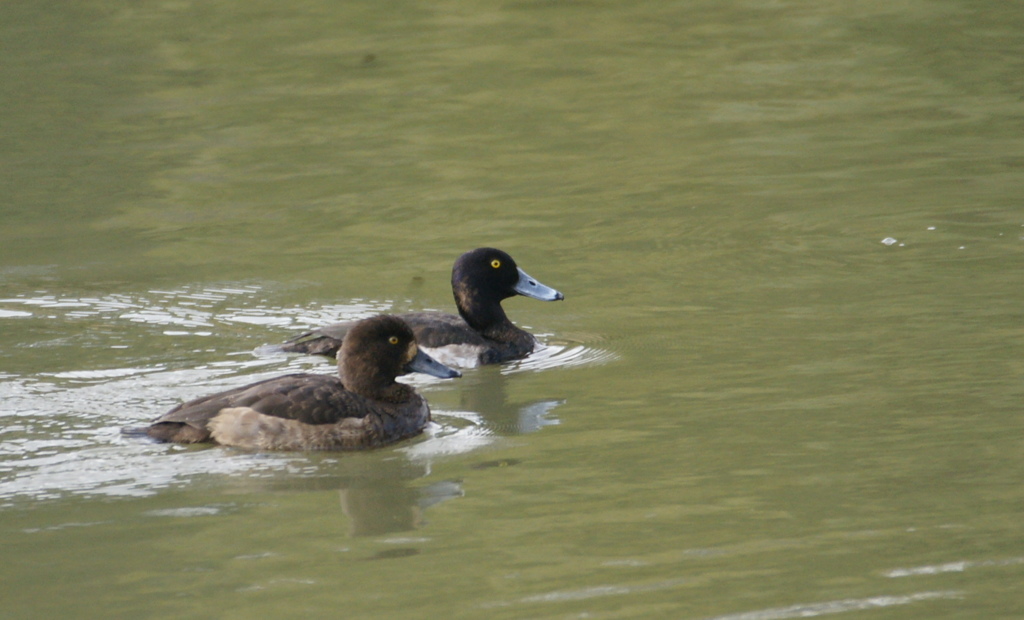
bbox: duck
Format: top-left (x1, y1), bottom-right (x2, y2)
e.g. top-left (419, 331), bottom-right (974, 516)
top-left (133, 315), bottom-right (460, 450)
top-left (279, 248), bottom-right (564, 367)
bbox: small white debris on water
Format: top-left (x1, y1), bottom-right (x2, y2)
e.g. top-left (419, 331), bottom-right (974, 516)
top-left (881, 237), bottom-right (898, 246)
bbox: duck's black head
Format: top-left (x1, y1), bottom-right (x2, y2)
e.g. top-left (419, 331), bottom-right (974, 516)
top-left (340, 315), bottom-right (460, 397)
top-left (451, 248), bottom-right (564, 331)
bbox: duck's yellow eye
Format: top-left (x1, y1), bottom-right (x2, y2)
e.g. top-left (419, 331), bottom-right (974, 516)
top-left (388, 336), bottom-right (399, 345)
top-left (491, 259), bottom-right (501, 268)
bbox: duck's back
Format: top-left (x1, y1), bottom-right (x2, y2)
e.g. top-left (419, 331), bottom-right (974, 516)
top-left (154, 374), bottom-right (351, 423)
top-left (280, 311), bottom-right (533, 366)
top-left (399, 312), bottom-right (487, 346)
top-left (280, 312), bottom-right (470, 356)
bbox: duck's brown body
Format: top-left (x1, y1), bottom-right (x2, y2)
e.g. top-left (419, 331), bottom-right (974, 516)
top-left (134, 315), bottom-right (458, 450)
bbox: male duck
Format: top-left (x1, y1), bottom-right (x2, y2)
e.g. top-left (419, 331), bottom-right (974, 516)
top-left (136, 315), bottom-right (460, 450)
top-left (280, 248), bottom-right (564, 367)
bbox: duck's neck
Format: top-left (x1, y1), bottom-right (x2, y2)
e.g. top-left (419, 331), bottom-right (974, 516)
top-left (337, 358), bottom-right (414, 403)
top-left (454, 285), bottom-right (514, 334)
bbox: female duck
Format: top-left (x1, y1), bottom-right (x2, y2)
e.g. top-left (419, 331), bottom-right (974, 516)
top-left (280, 248), bottom-right (564, 366)
top-left (138, 315), bottom-right (460, 450)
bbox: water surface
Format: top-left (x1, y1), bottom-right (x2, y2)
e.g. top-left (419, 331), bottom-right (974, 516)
top-left (2, 1), bottom-right (1023, 618)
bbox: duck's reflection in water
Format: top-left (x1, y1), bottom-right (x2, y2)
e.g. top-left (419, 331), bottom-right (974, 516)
top-left (336, 367), bottom-right (563, 536)
top-left (339, 470), bottom-right (464, 537)
top-left (224, 367), bottom-right (561, 538)
top-left (335, 456), bottom-right (464, 538)
top-left (438, 365), bottom-right (564, 435)
top-left (250, 453), bottom-right (462, 537)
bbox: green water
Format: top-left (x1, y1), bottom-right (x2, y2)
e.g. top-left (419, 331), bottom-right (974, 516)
top-left (2, 1), bottom-right (1023, 618)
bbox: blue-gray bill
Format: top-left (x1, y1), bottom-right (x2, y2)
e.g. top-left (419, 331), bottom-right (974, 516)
top-left (514, 268), bottom-right (565, 302)
top-left (405, 348), bottom-right (462, 378)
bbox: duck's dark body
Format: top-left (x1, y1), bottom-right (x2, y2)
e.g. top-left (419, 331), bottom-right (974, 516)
top-left (279, 248), bottom-right (563, 366)
top-left (283, 311), bottom-right (535, 366)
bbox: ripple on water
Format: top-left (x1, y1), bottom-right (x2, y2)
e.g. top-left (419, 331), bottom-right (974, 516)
top-left (0, 285), bottom-right (316, 502)
top-left (0, 285), bottom-right (391, 337)
top-left (506, 337), bottom-right (619, 373)
top-left (401, 410), bottom-right (496, 462)
top-left (699, 591), bottom-right (963, 620)
top-left (0, 369), bottom-right (310, 503)
top-left (0, 284), bottom-right (613, 503)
